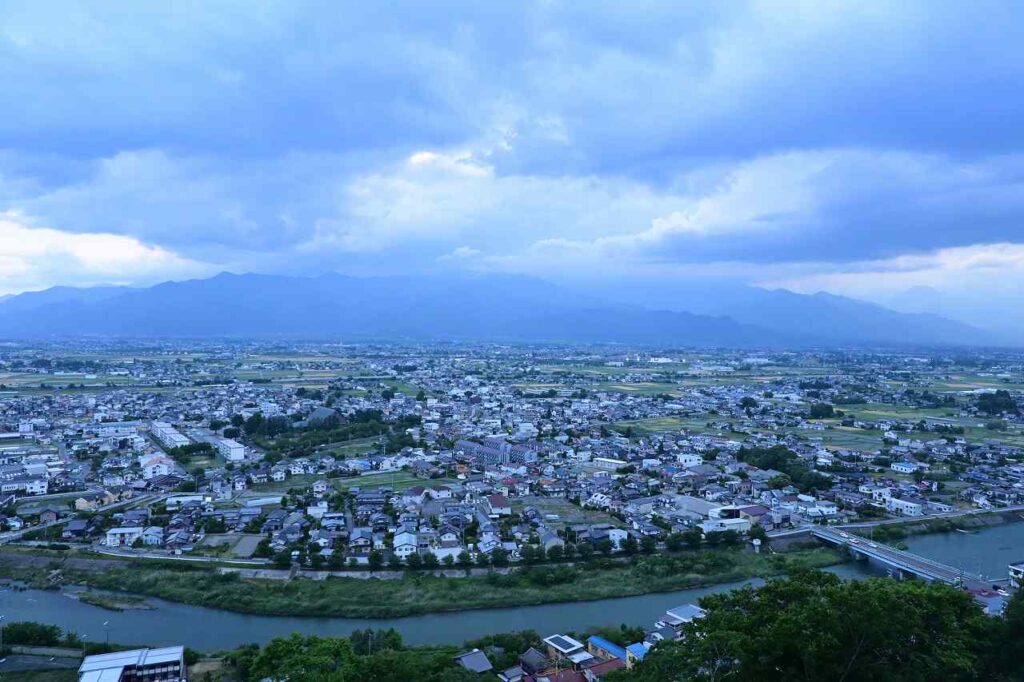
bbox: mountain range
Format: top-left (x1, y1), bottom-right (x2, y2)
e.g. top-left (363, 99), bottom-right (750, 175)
top-left (0, 272), bottom-right (997, 348)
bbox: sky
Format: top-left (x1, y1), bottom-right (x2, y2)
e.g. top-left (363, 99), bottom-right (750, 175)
top-left (1, 1), bottom-right (1023, 331)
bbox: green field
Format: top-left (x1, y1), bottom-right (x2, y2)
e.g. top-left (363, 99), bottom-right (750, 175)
top-left (333, 471), bottom-right (434, 492)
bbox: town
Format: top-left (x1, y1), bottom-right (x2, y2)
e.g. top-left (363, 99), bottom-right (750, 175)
top-left (0, 343), bottom-right (1023, 680)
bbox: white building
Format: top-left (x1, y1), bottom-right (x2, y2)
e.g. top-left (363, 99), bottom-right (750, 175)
top-left (140, 455), bottom-right (175, 480)
top-left (79, 646), bottom-right (185, 682)
top-left (701, 517), bottom-right (752, 534)
top-left (592, 457), bottom-right (627, 471)
top-left (151, 422), bottom-right (189, 449)
top-left (217, 438), bottom-right (246, 462)
top-left (105, 526), bottom-right (144, 546)
top-left (886, 497), bottom-right (924, 517)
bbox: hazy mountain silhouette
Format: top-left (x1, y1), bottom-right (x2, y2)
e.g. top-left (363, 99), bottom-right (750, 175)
top-left (0, 272), bottom-right (991, 347)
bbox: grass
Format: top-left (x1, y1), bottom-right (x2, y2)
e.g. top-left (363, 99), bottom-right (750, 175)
top-left (333, 471), bottom-right (433, 492)
top-left (512, 496), bottom-right (624, 527)
top-left (76, 591), bottom-right (151, 611)
top-left (21, 547), bottom-right (842, 618)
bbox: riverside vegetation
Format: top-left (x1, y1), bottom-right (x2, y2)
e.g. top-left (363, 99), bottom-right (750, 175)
top-left (1, 546), bottom-right (839, 618)
top-left (9, 571), bottom-right (1020, 682)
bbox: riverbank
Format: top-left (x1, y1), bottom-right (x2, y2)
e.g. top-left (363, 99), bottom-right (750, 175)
top-left (0, 546), bottom-right (841, 618)
top-left (851, 509), bottom-right (1024, 544)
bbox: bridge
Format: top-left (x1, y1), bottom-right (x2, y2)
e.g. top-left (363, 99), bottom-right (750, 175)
top-left (812, 527), bottom-right (986, 587)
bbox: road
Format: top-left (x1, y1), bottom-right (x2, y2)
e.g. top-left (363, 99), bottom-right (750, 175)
top-left (93, 546), bottom-right (268, 565)
top-left (767, 504), bottom-right (1024, 539)
top-left (0, 493), bottom-right (167, 544)
top-left (812, 526), bottom-right (985, 585)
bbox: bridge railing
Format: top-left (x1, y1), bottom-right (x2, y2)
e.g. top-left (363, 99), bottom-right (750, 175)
top-left (812, 529), bottom-right (983, 581)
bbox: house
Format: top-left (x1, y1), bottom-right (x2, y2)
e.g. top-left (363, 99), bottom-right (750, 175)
top-left (393, 530), bottom-right (418, 558)
top-left (543, 634), bottom-right (586, 662)
top-left (140, 455), bottom-right (175, 480)
top-left (62, 518), bottom-right (90, 539)
top-left (105, 526), bottom-right (143, 547)
top-left (587, 636), bottom-right (626, 662)
top-left (891, 461), bottom-right (920, 475)
top-left (429, 485), bottom-right (453, 500)
top-left (487, 494), bottom-right (512, 517)
top-left (312, 479), bottom-right (329, 496)
top-left (141, 526), bottom-right (165, 546)
top-left (625, 642), bottom-right (651, 669)
top-left (453, 649), bottom-right (494, 674)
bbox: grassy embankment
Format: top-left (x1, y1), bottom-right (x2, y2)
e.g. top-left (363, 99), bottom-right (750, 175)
top-left (0, 546), bottom-right (840, 618)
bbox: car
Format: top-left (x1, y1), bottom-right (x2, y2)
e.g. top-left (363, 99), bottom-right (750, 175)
top-left (839, 532), bottom-right (849, 539)
top-left (848, 538), bottom-right (859, 545)
top-left (868, 542), bottom-right (878, 548)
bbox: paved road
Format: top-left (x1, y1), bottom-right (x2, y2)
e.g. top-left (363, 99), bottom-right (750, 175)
top-left (837, 505), bottom-right (1024, 528)
top-left (812, 526), bottom-right (985, 585)
top-left (767, 505), bottom-right (1024, 539)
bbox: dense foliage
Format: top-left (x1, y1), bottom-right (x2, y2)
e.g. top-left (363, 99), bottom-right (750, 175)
top-left (737, 445), bottom-right (831, 492)
top-left (609, 571), bottom-right (1023, 682)
top-left (977, 389), bottom-right (1019, 415)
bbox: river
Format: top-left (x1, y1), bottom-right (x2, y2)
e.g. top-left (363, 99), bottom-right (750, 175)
top-left (2, 523), bottom-right (1020, 650)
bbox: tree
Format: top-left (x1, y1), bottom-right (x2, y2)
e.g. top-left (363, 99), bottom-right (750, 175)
top-left (683, 526), bottom-right (703, 550)
top-left (576, 541), bottom-right (594, 560)
top-left (405, 552), bottom-right (423, 569)
top-left (608, 571), bottom-right (999, 682)
top-left (621, 536), bottom-right (639, 555)
top-left (349, 628), bottom-right (403, 655)
top-left (250, 634), bottom-right (358, 682)
top-left (978, 390), bottom-right (1019, 415)
top-left (546, 544), bottom-right (564, 562)
top-left (491, 548), bottom-right (510, 567)
top-left (640, 535), bottom-right (658, 554)
top-left (991, 588), bottom-right (1024, 680)
top-left (665, 532), bottom-right (685, 552)
top-left (442, 554), bottom-right (455, 568)
top-left (809, 402), bottom-right (835, 419)
top-left (457, 550), bottom-right (473, 570)
top-left (368, 550), bottom-right (384, 572)
top-left (422, 553), bottom-right (439, 569)
top-left (597, 538), bottom-right (614, 556)
top-left (273, 549), bottom-right (293, 569)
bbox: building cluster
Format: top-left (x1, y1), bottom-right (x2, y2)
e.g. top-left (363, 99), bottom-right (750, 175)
top-left (0, 344), bottom-right (1021, 572)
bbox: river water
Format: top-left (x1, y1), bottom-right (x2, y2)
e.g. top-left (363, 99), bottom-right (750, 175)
top-left (4, 523), bottom-right (1021, 650)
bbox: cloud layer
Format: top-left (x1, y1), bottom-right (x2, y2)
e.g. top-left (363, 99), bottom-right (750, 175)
top-left (1, 1), bottom-right (1023, 327)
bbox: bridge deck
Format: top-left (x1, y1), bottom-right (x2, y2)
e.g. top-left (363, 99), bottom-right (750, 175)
top-left (812, 527), bottom-right (984, 586)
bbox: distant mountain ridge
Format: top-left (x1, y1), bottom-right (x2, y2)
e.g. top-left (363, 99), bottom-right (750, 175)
top-left (0, 272), bottom-right (995, 347)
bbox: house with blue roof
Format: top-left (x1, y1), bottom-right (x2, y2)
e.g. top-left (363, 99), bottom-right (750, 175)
top-left (625, 642), bottom-right (651, 669)
top-left (587, 635), bottom-right (626, 662)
